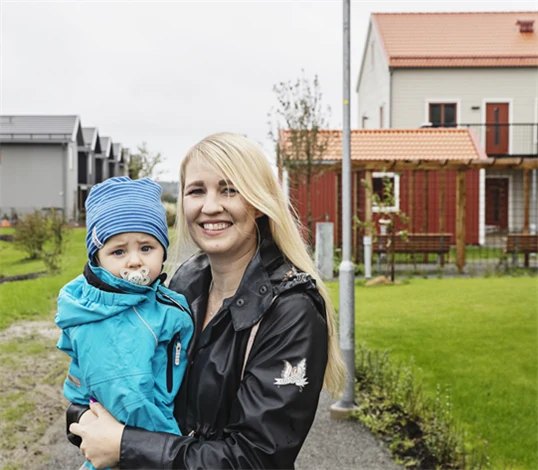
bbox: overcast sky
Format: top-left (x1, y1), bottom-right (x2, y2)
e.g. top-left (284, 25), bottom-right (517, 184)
top-left (2, 0), bottom-right (536, 180)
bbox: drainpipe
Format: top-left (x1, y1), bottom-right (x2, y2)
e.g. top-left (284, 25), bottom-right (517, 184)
top-left (389, 69), bottom-right (393, 128)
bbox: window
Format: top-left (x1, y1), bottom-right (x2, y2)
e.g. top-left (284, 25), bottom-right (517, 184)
top-left (429, 103), bottom-right (457, 127)
top-left (372, 172), bottom-right (400, 213)
top-left (362, 115), bottom-right (368, 129)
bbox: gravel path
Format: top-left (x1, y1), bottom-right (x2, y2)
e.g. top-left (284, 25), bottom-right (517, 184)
top-left (38, 391), bottom-right (399, 470)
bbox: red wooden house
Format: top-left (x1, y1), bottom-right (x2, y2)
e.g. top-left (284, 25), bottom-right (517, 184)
top-left (280, 128), bottom-right (489, 263)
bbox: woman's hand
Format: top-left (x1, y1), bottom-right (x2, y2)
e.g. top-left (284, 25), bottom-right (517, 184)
top-left (69, 401), bottom-right (124, 469)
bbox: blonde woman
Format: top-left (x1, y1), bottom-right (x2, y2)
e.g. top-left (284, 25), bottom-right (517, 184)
top-left (68, 132), bottom-right (344, 469)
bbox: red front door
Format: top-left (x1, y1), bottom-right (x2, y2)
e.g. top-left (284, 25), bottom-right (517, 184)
top-left (486, 103), bottom-right (509, 155)
top-left (485, 178), bottom-right (509, 231)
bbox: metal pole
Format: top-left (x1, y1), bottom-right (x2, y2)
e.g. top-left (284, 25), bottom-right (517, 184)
top-left (530, 169), bottom-right (538, 235)
top-left (331, 0), bottom-right (357, 418)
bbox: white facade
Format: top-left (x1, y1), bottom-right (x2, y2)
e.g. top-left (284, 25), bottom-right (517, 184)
top-left (356, 21), bottom-right (538, 237)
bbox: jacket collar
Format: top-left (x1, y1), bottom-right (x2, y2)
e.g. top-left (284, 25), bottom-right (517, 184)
top-left (169, 232), bottom-right (290, 332)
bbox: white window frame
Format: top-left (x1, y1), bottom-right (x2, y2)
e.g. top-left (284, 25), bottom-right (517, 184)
top-left (372, 171), bottom-right (400, 213)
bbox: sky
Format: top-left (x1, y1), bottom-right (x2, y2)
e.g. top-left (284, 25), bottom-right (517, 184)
top-left (2, 0), bottom-right (537, 181)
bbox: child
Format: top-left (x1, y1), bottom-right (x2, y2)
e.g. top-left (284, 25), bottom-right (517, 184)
top-left (55, 176), bottom-right (193, 469)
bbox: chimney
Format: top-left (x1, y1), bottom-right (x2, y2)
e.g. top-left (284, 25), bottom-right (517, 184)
top-left (516, 19), bottom-right (535, 33)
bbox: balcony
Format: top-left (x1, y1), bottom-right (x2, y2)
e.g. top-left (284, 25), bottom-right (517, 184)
top-left (458, 123), bottom-right (538, 157)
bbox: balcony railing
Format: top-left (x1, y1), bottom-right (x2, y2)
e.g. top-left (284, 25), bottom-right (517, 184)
top-left (457, 123), bottom-right (538, 157)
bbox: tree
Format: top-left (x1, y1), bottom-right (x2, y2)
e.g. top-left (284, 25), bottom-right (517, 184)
top-left (268, 71), bottom-right (331, 246)
top-left (127, 142), bottom-right (165, 180)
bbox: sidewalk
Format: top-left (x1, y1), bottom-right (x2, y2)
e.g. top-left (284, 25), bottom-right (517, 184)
top-left (38, 391), bottom-right (399, 470)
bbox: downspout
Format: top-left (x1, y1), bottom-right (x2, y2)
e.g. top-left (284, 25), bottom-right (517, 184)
top-left (532, 169), bottom-right (537, 235)
top-left (62, 142), bottom-right (67, 218)
top-left (389, 68), bottom-right (393, 128)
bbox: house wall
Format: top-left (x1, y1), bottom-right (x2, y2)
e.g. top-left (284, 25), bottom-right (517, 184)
top-left (356, 25), bottom-right (391, 129)
top-left (391, 67), bottom-right (538, 153)
top-left (65, 142), bottom-right (79, 221)
top-left (289, 171), bottom-right (338, 245)
top-left (0, 143), bottom-right (71, 218)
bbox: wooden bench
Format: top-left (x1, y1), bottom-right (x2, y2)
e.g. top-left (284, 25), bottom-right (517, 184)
top-left (505, 233), bottom-right (538, 267)
top-left (371, 233), bottom-right (452, 265)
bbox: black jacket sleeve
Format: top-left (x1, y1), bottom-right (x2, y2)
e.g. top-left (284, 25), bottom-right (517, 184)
top-left (120, 291), bottom-right (329, 469)
top-left (66, 402), bottom-right (90, 447)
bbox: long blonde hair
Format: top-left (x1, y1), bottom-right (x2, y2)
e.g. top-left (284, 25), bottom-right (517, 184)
top-left (168, 132), bottom-right (344, 395)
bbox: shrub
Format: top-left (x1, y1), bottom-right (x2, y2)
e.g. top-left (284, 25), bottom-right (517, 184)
top-left (12, 210), bottom-right (67, 273)
top-left (13, 211), bottom-right (51, 259)
top-left (352, 343), bottom-right (490, 469)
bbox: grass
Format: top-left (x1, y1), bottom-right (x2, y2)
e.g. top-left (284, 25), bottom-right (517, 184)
top-left (0, 227), bottom-right (87, 329)
top-left (327, 277), bottom-right (538, 470)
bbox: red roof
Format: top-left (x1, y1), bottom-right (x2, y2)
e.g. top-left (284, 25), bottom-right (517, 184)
top-left (372, 11), bottom-right (538, 68)
top-left (279, 128), bottom-right (488, 162)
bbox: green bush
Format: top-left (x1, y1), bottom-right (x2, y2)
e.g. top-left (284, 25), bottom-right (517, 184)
top-left (352, 343), bottom-right (490, 469)
top-left (12, 210), bottom-right (67, 273)
top-left (13, 211), bottom-right (51, 260)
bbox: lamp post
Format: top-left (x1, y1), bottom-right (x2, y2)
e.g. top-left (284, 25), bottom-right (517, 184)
top-left (330, 0), bottom-right (358, 419)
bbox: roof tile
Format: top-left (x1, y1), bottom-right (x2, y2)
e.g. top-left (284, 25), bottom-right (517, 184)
top-left (373, 12), bottom-right (538, 68)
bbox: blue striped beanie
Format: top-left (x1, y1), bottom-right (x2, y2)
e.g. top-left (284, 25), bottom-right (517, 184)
top-left (85, 177), bottom-right (169, 262)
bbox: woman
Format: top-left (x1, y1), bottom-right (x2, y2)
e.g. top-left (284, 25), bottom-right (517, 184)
top-left (68, 132), bottom-right (345, 469)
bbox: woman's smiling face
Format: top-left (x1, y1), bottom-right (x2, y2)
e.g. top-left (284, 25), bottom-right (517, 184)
top-left (182, 159), bottom-right (259, 260)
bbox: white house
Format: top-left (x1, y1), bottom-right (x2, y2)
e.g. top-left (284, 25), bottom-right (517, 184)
top-left (356, 11), bottom-right (538, 241)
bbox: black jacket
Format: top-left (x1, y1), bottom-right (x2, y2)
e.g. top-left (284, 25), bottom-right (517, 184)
top-left (68, 231), bottom-right (329, 469)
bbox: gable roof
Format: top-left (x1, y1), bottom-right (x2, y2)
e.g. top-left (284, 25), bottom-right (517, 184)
top-left (99, 137), bottom-right (112, 158)
top-left (112, 143), bottom-right (123, 162)
top-left (82, 127), bottom-right (102, 153)
top-left (372, 11), bottom-right (538, 68)
top-left (279, 128), bottom-right (488, 165)
top-left (0, 115), bottom-right (84, 144)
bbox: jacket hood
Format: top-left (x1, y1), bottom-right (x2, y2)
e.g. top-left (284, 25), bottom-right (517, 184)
top-left (55, 263), bottom-right (161, 328)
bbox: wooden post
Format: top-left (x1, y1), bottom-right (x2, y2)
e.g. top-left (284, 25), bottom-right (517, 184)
top-left (523, 169), bottom-right (530, 267)
top-left (408, 170), bottom-right (415, 232)
top-left (456, 170), bottom-right (466, 274)
top-left (439, 170), bottom-right (446, 266)
top-left (423, 171), bottom-right (429, 263)
top-left (364, 170), bottom-right (373, 235)
top-left (408, 170), bottom-right (415, 266)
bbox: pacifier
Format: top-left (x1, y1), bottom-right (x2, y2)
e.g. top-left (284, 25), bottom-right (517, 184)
top-left (120, 266), bottom-right (151, 286)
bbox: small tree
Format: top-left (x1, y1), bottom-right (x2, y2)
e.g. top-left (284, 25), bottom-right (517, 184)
top-left (13, 211), bottom-right (51, 259)
top-left (127, 142), bottom-right (164, 180)
top-left (355, 174), bottom-right (408, 282)
top-left (268, 71), bottom-right (331, 246)
top-left (12, 210), bottom-right (67, 273)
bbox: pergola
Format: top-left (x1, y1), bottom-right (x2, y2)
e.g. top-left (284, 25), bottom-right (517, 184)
top-left (279, 128), bottom-right (538, 272)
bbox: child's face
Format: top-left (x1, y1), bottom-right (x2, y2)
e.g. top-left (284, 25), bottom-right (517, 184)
top-left (96, 232), bottom-right (164, 283)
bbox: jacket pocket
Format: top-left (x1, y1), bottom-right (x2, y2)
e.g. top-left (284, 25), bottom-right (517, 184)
top-left (167, 333), bottom-right (182, 393)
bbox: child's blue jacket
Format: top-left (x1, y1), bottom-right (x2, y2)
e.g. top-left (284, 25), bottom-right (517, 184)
top-left (55, 263), bottom-right (193, 436)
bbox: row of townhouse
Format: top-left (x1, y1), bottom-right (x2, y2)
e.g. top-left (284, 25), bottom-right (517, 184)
top-left (283, 11), bottom-right (538, 252)
top-left (0, 115), bottom-right (128, 222)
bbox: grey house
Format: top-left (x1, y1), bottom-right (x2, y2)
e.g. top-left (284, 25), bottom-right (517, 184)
top-left (95, 136), bottom-right (112, 184)
top-left (80, 127), bottom-right (102, 210)
top-left (0, 115), bottom-right (84, 221)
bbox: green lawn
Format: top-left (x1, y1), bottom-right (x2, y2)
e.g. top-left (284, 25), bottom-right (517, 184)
top-left (328, 277), bottom-right (538, 470)
top-left (0, 228), bottom-right (87, 329)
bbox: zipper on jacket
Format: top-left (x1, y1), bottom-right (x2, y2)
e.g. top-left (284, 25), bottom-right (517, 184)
top-left (167, 332), bottom-right (181, 393)
top-left (160, 292), bottom-right (190, 315)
